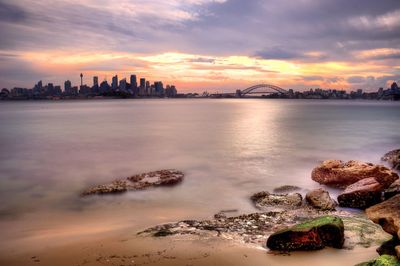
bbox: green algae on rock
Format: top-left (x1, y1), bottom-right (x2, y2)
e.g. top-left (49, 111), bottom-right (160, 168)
top-left (355, 254), bottom-right (400, 266)
top-left (266, 216), bottom-right (344, 251)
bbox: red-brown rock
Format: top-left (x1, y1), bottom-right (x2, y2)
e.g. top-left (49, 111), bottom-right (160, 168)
top-left (338, 177), bottom-right (383, 209)
top-left (311, 160), bottom-right (398, 188)
top-left (366, 194), bottom-right (400, 239)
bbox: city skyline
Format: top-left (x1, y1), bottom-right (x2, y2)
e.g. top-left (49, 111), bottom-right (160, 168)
top-left (0, 0), bottom-right (399, 91)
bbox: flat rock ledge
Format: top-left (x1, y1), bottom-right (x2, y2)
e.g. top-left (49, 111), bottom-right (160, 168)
top-left (81, 169), bottom-right (184, 196)
top-left (138, 207), bottom-right (390, 250)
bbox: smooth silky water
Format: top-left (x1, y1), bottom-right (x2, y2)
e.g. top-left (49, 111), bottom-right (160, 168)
top-left (0, 99), bottom-right (399, 265)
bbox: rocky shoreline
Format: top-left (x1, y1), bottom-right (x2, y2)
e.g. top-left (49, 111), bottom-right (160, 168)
top-left (137, 149), bottom-right (400, 265)
top-left (81, 149), bottom-right (400, 265)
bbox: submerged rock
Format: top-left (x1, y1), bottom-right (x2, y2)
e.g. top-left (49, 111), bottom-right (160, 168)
top-left (306, 188), bottom-right (337, 210)
top-left (266, 216), bottom-right (344, 251)
top-left (250, 191), bottom-right (303, 210)
top-left (81, 169), bottom-right (184, 196)
top-left (382, 149), bottom-right (400, 171)
top-left (311, 160), bottom-right (398, 188)
top-left (355, 254), bottom-right (400, 266)
top-left (338, 178), bottom-right (383, 209)
top-left (273, 185), bottom-right (302, 193)
top-left (366, 194), bottom-right (400, 239)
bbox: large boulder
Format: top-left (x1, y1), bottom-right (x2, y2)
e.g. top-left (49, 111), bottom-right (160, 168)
top-left (382, 149), bottom-right (400, 171)
top-left (311, 160), bottom-right (398, 188)
top-left (355, 255), bottom-right (400, 266)
top-left (366, 194), bottom-right (400, 239)
top-left (266, 216), bottom-right (344, 251)
top-left (338, 178), bottom-right (383, 209)
top-left (250, 191), bottom-right (303, 210)
top-left (305, 188), bottom-right (337, 210)
top-left (82, 169), bottom-right (184, 196)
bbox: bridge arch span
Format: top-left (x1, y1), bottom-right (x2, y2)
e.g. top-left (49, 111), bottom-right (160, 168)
top-left (240, 84), bottom-right (287, 96)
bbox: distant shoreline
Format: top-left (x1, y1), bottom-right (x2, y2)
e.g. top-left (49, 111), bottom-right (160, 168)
top-left (0, 96), bottom-right (399, 101)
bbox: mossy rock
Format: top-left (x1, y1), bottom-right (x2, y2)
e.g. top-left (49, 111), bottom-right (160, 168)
top-left (355, 255), bottom-right (400, 266)
top-left (266, 215), bottom-right (344, 251)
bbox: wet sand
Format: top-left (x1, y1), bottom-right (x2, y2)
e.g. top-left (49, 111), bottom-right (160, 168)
top-left (0, 225), bottom-right (379, 266)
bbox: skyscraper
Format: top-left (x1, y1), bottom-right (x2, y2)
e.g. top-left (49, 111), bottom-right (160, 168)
top-left (130, 75), bottom-right (137, 89)
top-left (119, 78), bottom-right (127, 91)
top-left (64, 80), bottom-right (72, 94)
top-left (139, 78), bottom-right (146, 96)
top-left (93, 76), bottom-right (99, 87)
top-left (140, 78), bottom-right (145, 89)
top-left (112, 75), bottom-right (118, 90)
top-left (80, 73), bottom-right (83, 86)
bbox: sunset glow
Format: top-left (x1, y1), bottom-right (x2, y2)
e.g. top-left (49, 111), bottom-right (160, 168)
top-left (0, 0), bottom-right (399, 91)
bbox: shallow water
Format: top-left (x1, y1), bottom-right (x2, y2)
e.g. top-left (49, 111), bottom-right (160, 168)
top-left (0, 99), bottom-right (399, 264)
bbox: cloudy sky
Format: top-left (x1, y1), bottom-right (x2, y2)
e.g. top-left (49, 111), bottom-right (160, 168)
top-left (0, 0), bottom-right (399, 92)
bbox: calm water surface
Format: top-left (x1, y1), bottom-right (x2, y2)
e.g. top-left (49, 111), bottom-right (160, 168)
top-left (0, 99), bottom-right (399, 256)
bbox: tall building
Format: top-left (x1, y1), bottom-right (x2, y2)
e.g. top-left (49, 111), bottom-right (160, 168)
top-left (112, 75), bottom-right (118, 90)
top-left (139, 78), bottom-right (146, 96)
top-left (93, 76), bottom-right (99, 87)
top-left (119, 78), bottom-right (127, 91)
top-left (154, 81), bottom-right (164, 95)
top-left (140, 78), bottom-right (145, 89)
top-left (64, 80), bottom-right (72, 94)
top-left (100, 80), bottom-right (110, 93)
top-left (145, 81), bottom-right (150, 95)
top-left (130, 75), bottom-right (137, 89)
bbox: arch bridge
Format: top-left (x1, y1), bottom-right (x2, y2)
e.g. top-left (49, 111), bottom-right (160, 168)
top-left (239, 84), bottom-right (288, 96)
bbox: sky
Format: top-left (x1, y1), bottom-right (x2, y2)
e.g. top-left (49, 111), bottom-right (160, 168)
top-left (0, 0), bottom-right (399, 92)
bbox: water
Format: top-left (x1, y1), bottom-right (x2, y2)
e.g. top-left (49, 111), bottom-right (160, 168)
top-left (0, 99), bottom-right (399, 264)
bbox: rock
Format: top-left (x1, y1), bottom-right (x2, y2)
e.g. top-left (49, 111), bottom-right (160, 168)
top-left (366, 194), bottom-right (400, 239)
top-left (266, 216), bottom-right (344, 251)
top-left (377, 236), bottom-right (399, 257)
top-left (305, 188), bottom-right (337, 210)
top-left (250, 191), bottom-right (303, 210)
top-left (139, 208), bottom-right (390, 250)
top-left (396, 246), bottom-right (400, 260)
top-left (338, 178), bottom-right (383, 209)
top-left (384, 179), bottom-right (400, 200)
top-left (273, 185), bottom-right (301, 193)
top-left (311, 160), bottom-right (398, 188)
top-left (382, 149), bottom-right (400, 171)
top-left (81, 169), bottom-right (184, 196)
top-left (343, 216), bottom-right (391, 249)
top-left (214, 209), bottom-right (238, 219)
top-left (355, 255), bottom-right (400, 266)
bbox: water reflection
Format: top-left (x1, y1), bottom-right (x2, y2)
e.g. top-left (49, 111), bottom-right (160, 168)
top-left (0, 99), bottom-right (399, 252)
